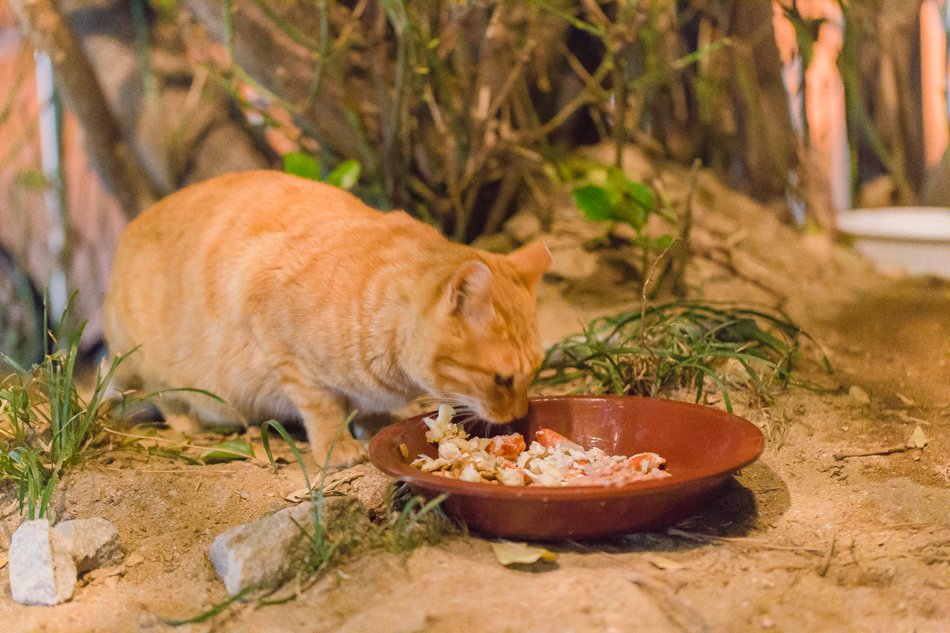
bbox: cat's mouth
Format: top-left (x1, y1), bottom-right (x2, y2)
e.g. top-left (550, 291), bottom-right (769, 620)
top-left (472, 402), bottom-right (529, 425)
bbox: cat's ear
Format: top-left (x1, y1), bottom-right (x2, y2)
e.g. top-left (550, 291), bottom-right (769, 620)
top-left (506, 240), bottom-right (551, 288)
top-left (447, 260), bottom-right (492, 321)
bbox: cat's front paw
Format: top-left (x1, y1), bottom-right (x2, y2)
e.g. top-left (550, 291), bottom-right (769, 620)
top-left (312, 436), bottom-right (368, 468)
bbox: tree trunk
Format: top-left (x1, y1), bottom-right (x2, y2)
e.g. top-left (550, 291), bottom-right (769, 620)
top-left (9, 0), bottom-right (160, 219)
top-left (728, 0), bottom-right (798, 200)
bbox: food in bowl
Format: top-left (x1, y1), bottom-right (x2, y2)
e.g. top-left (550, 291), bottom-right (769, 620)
top-left (410, 405), bottom-right (670, 487)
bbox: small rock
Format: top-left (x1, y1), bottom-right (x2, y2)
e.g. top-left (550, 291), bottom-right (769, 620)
top-left (55, 517), bottom-right (124, 573)
top-left (546, 245), bottom-right (599, 280)
top-left (125, 552), bottom-right (145, 567)
top-left (321, 463), bottom-right (393, 516)
top-left (84, 563), bottom-right (125, 584)
top-left (848, 385), bottom-right (871, 405)
top-left (209, 498), bottom-right (354, 596)
top-left (9, 519), bottom-right (77, 606)
top-left (503, 212), bottom-right (542, 244)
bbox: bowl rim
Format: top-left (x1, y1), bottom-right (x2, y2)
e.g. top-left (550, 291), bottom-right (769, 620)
top-left (368, 394), bottom-right (765, 501)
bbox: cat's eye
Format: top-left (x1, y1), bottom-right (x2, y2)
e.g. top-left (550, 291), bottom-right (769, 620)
top-left (494, 373), bottom-right (514, 388)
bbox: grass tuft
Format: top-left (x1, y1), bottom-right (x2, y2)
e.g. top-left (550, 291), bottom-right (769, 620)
top-left (0, 318), bottom-right (125, 519)
top-left (535, 300), bottom-right (832, 412)
top-left (169, 418), bottom-right (456, 625)
top-left (261, 417), bottom-right (454, 576)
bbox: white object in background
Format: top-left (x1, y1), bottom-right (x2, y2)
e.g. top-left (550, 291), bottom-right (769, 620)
top-left (837, 208), bottom-right (950, 279)
top-left (34, 50), bottom-right (68, 319)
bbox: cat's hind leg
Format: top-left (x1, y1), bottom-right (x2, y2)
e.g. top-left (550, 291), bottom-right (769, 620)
top-left (151, 397), bottom-right (204, 435)
top-left (162, 389), bottom-right (248, 433)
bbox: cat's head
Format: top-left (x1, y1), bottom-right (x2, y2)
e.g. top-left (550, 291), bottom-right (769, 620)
top-left (412, 240), bottom-right (552, 424)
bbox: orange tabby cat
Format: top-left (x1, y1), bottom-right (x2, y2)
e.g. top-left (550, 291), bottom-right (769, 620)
top-left (103, 170), bottom-right (551, 466)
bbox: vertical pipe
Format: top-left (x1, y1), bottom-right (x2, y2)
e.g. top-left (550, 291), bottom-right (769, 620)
top-left (34, 50), bottom-right (68, 321)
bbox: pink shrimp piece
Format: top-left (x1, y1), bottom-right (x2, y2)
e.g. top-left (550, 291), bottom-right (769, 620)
top-left (535, 428), bottom-right (578, 449)
top-left (626, 452), bottom-right (667, 474)
top-left (486, 433), bottom-right (527, 460)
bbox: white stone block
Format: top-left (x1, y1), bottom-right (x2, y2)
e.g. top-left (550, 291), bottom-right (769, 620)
top-left (9, 519), bottom-right (77, 606)
top-left (209, 503), bottom-right (319, 596)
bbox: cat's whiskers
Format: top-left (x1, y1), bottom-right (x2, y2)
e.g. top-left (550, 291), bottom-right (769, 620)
top-left (429, 389), bottom-right (462, 400)
top-left (413, 395), bottom-right (445, 411)
top-left (424, 390), bottom-right (475, 416)
top-left (454, 413), bottom-right (477, 425)
top-left (414, 392), bottom-right (466, 412)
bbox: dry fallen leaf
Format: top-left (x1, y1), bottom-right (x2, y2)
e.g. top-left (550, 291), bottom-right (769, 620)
top-left (848, 386), bottom-right (871, 405)
top-left (1, 499), bottom-right (18, 516)
top-left (907, 426), bottom-right (928, 449)
top-left (641, 553), bottom-right (685, 571)
top-left (284, 487), bottom-right (311, 503)
top-left (491, 540), bottom-right (557, 566)
top-left (898, 411), bottom-right (931, 426)
top-left (200, 439), bottom-right (256, 464)
top-left (284, 471), bottom-right (363, 503)
top-left (895, 392), bottom-right (916, 407)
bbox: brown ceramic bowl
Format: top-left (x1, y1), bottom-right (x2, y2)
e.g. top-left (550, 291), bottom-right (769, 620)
top-left (369, 395), bottom-right (765, 540)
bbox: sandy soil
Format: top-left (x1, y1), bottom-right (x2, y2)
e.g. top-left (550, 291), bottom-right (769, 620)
top-left (2, 154), bottom-right (949, 632)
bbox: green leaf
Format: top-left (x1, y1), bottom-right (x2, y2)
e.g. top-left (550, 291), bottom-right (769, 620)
top-left (283, 152), bottom-right (321, 181)
top-left (625, 180), bottom-right (655, 211)
top-left (651, 235), bottom-right (674, 249)
top-left (572, 185), bottom-right (614, 221)
top-left (614, 199), bottom-right (648, 231)
top-left (200, 440), bottom-right (255, 464)
top-left (605, 167), bottom-right (627, 203)
top-left (325, 159), bottom-right (361, 190)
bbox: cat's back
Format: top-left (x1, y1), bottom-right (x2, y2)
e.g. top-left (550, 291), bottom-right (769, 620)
top-left (108, 170), bottom-right (387, 309)
top-left (117, 170), bottom-right (378, 253)
top-left (105, 171), bottom-right (387, 359)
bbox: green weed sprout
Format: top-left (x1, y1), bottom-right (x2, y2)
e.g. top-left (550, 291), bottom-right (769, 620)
top-left (571, 164), bottom-right (676, 275)
top-left (536, 300), bottom-right (832, 412)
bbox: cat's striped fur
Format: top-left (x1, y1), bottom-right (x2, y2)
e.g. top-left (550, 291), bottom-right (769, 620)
top-left (104, 170), bottom-right (551, 465)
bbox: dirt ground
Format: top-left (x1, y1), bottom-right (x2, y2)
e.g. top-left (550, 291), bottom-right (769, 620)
top-left (2, 155), bottom-right (949, 632)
